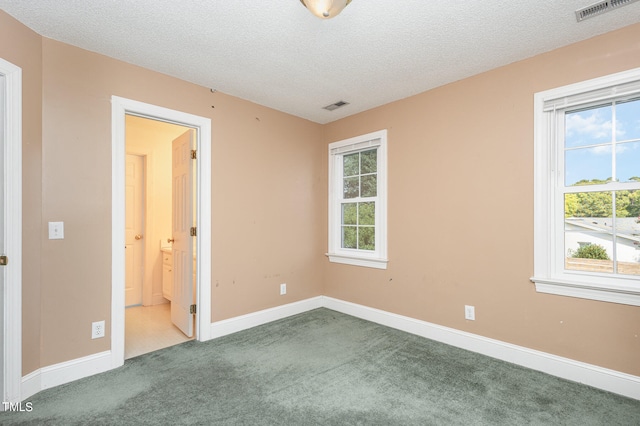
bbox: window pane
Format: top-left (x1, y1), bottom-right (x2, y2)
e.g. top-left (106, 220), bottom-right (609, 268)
top-left (342, 226), bottom-right (357, 249)
top-left (617, 242), bottom-right (640, 276)
top-left (565, 147), bottom-right (612, 186)
top-left (616, 190), bottom-right (640, 219)
top-left (565, 104), bottom-right (612, 149)
top-left (359, 227), bottom-right (375, 251)
top-left (361, 149), bottom-right (377, 174)
top-left (616, 99), bottom-right (640, 143)
top-left (359, 202), bottom-right (375, 226)
top-left (564, 191), bottom-right (613, 219)
top-left (361, 175), bottom-right (377, 197)
top-left (615, 192), bottom-right (640, 275)
top-left (343, 177), bottom-right (359, 198)
top-left (564, 238), bottom-right (613, 273)
top-left (343, 153), bottom-right (359, 177)
top-left (342, 203), bottom-right (357, 225)
top-left (616, 142), bottom-right (640, 183)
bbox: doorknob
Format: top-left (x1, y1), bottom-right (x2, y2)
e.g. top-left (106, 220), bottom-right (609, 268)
top-left (167, 238), bottom-right (175, 243)
top-left (135, 234), bottom-right (143, 240)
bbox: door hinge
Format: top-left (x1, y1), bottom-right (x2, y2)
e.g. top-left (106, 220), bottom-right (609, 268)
top-left (0, 255), bottom-right (7, 266)
top-left (190, 304), bottom-right (197, 314)
top-left (191, 149), bottom-right (197, 160)
top-left (190, 227), bottom-right (197, 237)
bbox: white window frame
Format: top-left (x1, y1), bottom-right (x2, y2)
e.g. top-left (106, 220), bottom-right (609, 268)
top-left (327, 130), bottom-right (388, 269)
top-left (532, 67), bottom-right (640, 306)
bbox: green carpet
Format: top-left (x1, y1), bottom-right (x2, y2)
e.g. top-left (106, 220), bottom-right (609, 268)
top-left (2, 308), bottom-right (639, 425)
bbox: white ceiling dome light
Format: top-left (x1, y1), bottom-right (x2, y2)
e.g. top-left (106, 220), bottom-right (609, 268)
top-left (300, 0), bottom-right (352, 19)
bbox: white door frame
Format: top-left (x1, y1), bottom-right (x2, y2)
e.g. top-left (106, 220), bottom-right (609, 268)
top-left (111, 96), bottom-right (211, 369)
top-left (1, 57), bottom-right (23, 404)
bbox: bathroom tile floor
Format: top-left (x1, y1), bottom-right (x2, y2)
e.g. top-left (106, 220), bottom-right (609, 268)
top-left (125, 303), bottom-right (193, 359)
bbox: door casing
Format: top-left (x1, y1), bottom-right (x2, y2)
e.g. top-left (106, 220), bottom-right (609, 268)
top-left (111, 96), bottom-right (211, 369)
top-left (1, 58), bottom-right (22, 405)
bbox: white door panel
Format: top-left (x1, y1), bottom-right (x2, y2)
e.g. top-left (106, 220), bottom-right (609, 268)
top-left (125, 154), bottom-right (144, 306)
top-left (171, 130), bottom-right (194, 337)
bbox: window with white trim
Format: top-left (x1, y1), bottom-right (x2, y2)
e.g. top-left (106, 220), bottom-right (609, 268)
top-left (532, 68), bottom-right (640, 306)
top-left (328, 130), bottom-right (388, 269)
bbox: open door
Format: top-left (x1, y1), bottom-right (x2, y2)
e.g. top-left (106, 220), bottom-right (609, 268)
top-left (171, 129), bottom-right (195, 337)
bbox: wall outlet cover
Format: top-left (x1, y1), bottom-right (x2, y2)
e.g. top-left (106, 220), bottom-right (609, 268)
top-left (48, 221), bottom-right (64, 240)
top-left (465, 305), bottom-right (476, 321)
top-left (92, 320), bottom-right (106, 339)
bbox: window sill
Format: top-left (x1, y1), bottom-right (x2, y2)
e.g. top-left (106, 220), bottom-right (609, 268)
top-left (530, 276), bottom-right (640, 306)
top-left (326, 253), bottom-right (388, 270)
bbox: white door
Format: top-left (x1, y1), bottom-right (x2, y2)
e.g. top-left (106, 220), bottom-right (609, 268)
top-left (171, 130), bottom-right (195, 337)
top-left (125, 154), bottom-right (144, 306)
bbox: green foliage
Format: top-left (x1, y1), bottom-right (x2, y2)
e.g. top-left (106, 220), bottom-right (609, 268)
top-left (342, 149), bottom-right (378, 199)
top-left (341, 202), bottom-right (375, 251)
top-left (569, 243), bottom-right (610, 260)
top-left (340, 148), bottom-right (379, 251)
top-left (564, 178), bottom-right (640, 218)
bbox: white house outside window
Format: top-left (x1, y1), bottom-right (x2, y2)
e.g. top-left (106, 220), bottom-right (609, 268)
top-left (532, 68), bottom-right (640, 306)
top-left (328, 130), bottom-right (388, 269)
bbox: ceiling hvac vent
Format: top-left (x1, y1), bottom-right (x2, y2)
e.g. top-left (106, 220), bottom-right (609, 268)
top-left (575, 0), bottom-right (640, 21)
top-left (323, 100), bottom-right (349, 111)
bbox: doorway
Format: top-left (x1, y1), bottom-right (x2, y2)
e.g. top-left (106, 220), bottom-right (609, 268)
top-left (124, 115), bottom-right (196, 358)
top-left (1, 57), bottom-right (22, 405)
top-left (111, 96), bottom-right (211, 370)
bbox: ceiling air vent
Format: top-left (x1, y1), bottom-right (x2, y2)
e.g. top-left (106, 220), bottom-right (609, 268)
top-left (575, 0), bottom-right (640, 22)
top-left (323, 101), bottom-right (349, 111)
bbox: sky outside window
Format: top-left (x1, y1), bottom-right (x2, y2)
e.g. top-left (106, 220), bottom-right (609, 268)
top-left (565, 99), bottom-right (640, 186)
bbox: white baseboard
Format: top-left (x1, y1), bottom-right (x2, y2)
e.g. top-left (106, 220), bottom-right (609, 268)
top-left (322, 296), bottom-right (640, 401)
top-left (209, 296), bottom-right (324, 339)
top-left (19, 296), bottom-right (640, 402)
top-left (151, 294), bottom-right (169, 306)
top-left (21, 351), bottom-right (112, 401)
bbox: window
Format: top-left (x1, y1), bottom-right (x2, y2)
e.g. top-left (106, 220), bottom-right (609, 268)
top-left (532, 68), bottom-right (640, 306)
top-left (328, 130), bottom-right (388, 269)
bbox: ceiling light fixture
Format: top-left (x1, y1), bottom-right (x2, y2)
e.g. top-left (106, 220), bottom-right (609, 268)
top-left (300, 0), bottom-right (352, 19)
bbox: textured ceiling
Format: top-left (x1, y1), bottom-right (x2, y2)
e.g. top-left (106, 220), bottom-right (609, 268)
top-left (1, 0), bottom-right (639, 124)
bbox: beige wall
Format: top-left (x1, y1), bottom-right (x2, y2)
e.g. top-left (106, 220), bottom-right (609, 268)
top-left (0, 12), bottom-right (43, 375)
top-left (38, 37), bottom-right (324, 367)
top-left (322, 23), bottom-right (640, 376)
top-left (2, 9), bottom-right (324, 372)
top-left (2, 8), bottom-right (639, 379)
top-left (126, 115), bottom-right (187, 304)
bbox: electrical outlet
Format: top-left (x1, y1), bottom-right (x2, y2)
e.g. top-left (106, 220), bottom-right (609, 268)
top-left (92, 320), bottom-right (105, 339)
top-left (280, 283), bottom-right (287, 295)
top-left (464, 305), bottom-right (475, 321)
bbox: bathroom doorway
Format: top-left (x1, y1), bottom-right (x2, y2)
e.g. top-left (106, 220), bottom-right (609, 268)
top-left (111, 95), bottom-right (212, 369)
top-left (124, 115), bottom-right (195, 359)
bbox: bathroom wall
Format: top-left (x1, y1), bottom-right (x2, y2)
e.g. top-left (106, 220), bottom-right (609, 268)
top-left (125, 115), bottom-right (189, 305)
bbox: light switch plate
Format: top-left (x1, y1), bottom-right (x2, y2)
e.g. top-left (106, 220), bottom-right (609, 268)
top-left (48, 222), bottom-right (64, 240)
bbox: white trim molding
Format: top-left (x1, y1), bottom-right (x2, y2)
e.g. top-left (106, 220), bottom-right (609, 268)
top-left (327, 130), bottom-right (388, 269)
top-left (0, 57), bottom-right (22, 405)
top-left (17, 296), bottom-right (640, 402)
top-left (111, 96), bottom-right (212, 371)
top-left (322, 297), bottom-right (640, 401)
top-left (21, 351), bottom-right (112, 401)
top-left (210, 297), bottom-right (324, 339)
top-left (532, 67), bottom-right (640, 306)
